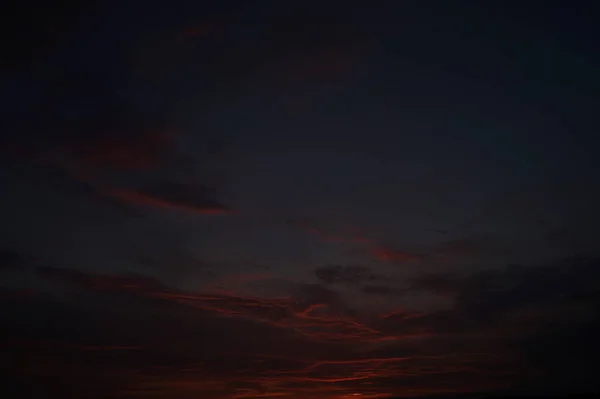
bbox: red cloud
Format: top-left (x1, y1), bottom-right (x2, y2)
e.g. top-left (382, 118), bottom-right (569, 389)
top-left (3, 263), bottom-right (523, 399)
top-left (298, 222), bottom-right (422, 264)
top-left (370, 246), bottom-right (421, 263)
top-left (105, 187), bottom-right (233, 215)
top-left (34, 266), bottom-right (409, 344)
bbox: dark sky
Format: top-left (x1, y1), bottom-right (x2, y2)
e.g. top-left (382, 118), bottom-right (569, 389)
top-left (1, 1), bottom-right (599, 398)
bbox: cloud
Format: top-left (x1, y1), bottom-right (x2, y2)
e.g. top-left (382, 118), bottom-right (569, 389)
top-left (370, 236), bottom-right (507, 265)
top-left (409, 273), bottom-right (464, 297)
top-left (297, 222), bottom-right (423, 265)
top-left (361, 285), bottom-right (398, 296)
top-left (451, 258), bottom-right (600, 324)
top-left (404, 256), bottom-right (600, 392)
top-left (105, 182), bottom-right (233, 215)
top-left (0, 250), bottom-right (25, 270)
top-left (298, 223), bottom-right (374, 246)
top-left (58, 129), bottom-right (175, 172)
top-left (28, 266), bottom-right (383, 344)
top-left (28, 167), bottom-right (147, 217)
top-left (430, 237), bottom-right (512, 260)
top-left (300, 229), bottom-right (509, 265)
top-left (408, 257), bottom-right (600, 326)
top-left (515, 301), bottom-right (600, 394)
top-left (35, 266), bottom-right (169, 293)
top-left (370, 246), bottom-right (422, 263)
top-left (4, 53), bottom-right (233, 220)
top-left (0, 261), bottom-right (473, 398)
top-left (314, 265), bottom-right (382, 286)
top-left (311, 265), bottom-right (401, 297)
top-left (6, 251), bottom-right (600, 397)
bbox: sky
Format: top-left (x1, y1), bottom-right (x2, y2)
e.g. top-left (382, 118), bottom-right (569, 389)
top-left (1, 1), bottom-right (599, 398)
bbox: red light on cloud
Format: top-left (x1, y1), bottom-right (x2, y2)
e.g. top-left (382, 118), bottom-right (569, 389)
top-left (370, 246), bottom-right (421, 263)
top-left (106, 189), bottom-right (234, 215)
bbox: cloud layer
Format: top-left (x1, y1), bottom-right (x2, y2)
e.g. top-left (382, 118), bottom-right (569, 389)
top-left (3, 251), bottom-right (599, 398)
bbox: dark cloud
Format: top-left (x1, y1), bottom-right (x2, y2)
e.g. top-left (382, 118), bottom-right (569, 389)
top-left (298, 223), bottom-right (425, 265)
top-left (0, 284), bottom-right (303, 398)
top-left (58, 129), bottom-right (175, 172)
top-left (0, 250), bottom-right (24, 270)
top-left (4, 255), bottom-right (600, 397)
top-left (134, 248), bottom-right (215, 281)
top-left (410, 272), bottom-right (464, 297)
top-left (3, 8), bottom-right (234, 222)
top-left (410, 257), bottom-right (600, 319)
top-left (35, 266), bottom-right (169, 294)
top-left (6, 127), bottom-right (230, 219)
top-left (405, 257), bottom-right (600, 392)
top-left (454, 258), bottom-right (600, 324)
top-left (370, 236), bottom-right (509, 265)
top-left (293, 282), bottom-right (339, 307)
top-left (314, 264), bottom-right (381, 286)
top-left (26, 266), bottom-right (380, 344)
top-left (432, 237), bottom-right (504, 257)
top-left (106, 182), bottom-right (233, 215)
top-left (0, 259), bottom-right (485, 396)
top-left (515, 300), bottom-right (600, 394)
top-left (370, 245), bottom-right (423, 263)
top-left (205, 138), bottom-right (228, 159)
top-left (361, 284), bottom-right (398, 296)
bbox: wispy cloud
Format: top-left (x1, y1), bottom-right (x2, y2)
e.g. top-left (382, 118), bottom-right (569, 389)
top-left (314, 264), bottom-right (382, 286)
top-left (105, 182), bottom-right (233, 215)
top-left (9, 254), bottom-right (595, 397)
